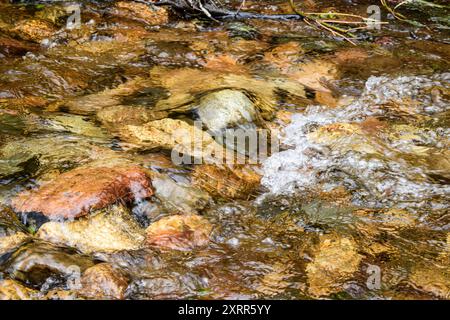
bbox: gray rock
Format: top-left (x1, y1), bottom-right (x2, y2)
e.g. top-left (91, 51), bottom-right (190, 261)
top-left (194, 90), bottom-right (257, 133)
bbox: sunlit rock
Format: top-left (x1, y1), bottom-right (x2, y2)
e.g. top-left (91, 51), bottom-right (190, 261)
top-left (262, 42), bottom-right (336, 92)
top-left (57, 78), bottom-right (153, 115)
top-left (409, 263), bottom-right (450, 299)
top-left (0, 279), bottom-right (38, 300)
top-left (97, 105), bottom-right (168, 130)
top-left (306, 234), bottom-right (362, 297)
top-left (11, 19), bottom-right (57, 43)
top-left (43, 289), bottom-right (80, 300)
top-left (307, 123), bottom-right (379, 154)
top-left (354, 208), bottom-right (417, 229)
top-left (37, 205), bottom-right (146, 254)
top-left (12, 165), bottom-right (153, 219)
top-left (121, 118), bottom-right (225, 163)
top-left (192, 164), bottom-right (261, 199)
top-left (43, 114), bottom-right (109, 138)
top-left (145, 214), bottom-right (213, 251)
top-left (0, 152), bottom-right (38, 183)
top-left (79, 263), bottom-right (129, 300)
top-left (114, 1), bottom-right (169, 26)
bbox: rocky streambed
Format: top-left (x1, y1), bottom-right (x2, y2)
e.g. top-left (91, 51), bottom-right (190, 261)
top-left (0, 0), bottom-right (449, 299)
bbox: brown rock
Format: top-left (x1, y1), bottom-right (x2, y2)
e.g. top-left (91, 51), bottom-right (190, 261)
top-left (79, 263), bottom-right (129, 300)
top-left (12, 166), bottom-right (153, 219)
top-left (192, 164), bottom-right (261, 199)
top-left (146, 215), bottom-right (212, 251)
top-left (0, 35), bottom-right (39, 56)
top-left (97, 105), bottom-right (168, 130)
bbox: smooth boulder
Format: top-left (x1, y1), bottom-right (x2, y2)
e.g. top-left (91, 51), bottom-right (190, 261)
top-left (37, 205), bottom-right (146, 254)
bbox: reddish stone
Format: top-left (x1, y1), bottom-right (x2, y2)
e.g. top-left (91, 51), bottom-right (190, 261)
top-left (0, 35), bottom-right (38, 56)
top-left (12, 166), bottom-right (153, 219)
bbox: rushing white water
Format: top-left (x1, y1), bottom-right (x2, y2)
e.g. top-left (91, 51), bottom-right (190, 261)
top-left (261, 74), bottom-right (450, 209)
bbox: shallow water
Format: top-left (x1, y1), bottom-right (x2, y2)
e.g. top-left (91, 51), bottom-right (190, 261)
top-left (0, 0), bottom-right (449, 299)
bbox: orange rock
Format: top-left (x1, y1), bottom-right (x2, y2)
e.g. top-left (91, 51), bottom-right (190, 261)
top-left (12, 166), bottom-right (153, 219)
top-left (80, 263), bottom-right (129, 300)
top-left (263, 42), bottom-right (304, 71)
top-left (334, 48), bottom-right (369, 64)
top-left (146, 215), bottom-right (212, 251)
top-left (12, 19), bottom-right (56, 42)
top-left (114, 1), bottom-right (169, 26)
top-left (0, 96), bottom-right (48, 110)
top-left (204, 54), bottom-right (247, 74)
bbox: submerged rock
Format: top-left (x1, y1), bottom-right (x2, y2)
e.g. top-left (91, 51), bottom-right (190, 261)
top-left (12, 165), bottom-right (154, 219)
top-left (0, 241), bottom-right (95, 288)
top-left (79, 263), bottom-right (129, 300)
top-left (409, 263), bottom-right (450, 299)
top-left (148, 67), bottom-right (308, 119)
top-left (194, 89), bottom-right (258, 133)
top-left (192, 164), bottom-right (261, 199)
top-left (306, 234), bottom-right (362, 297)
top-left (0, 152), bottom-right (39, 183)
top-left (151, 173), bottom-right (211, 213)
top-left (43, 114), bottom-right (109, 138)
top-left (0, 279), bottom-right (38, 300)
top-left (10, 19), bottom-right (57, 43)
top-left (114, 1), bottom-right (169, 26)
top-left (0, 110), bottom-right (26, 136)
top-left (145, 215), bottom-right (213, 251)
top-left (37, 205), bottom-right (146, 254)
top-left (97, 105), bottom-right (168, 130)
top-left (121, 118), bottom-right (225, 163)
top-left (0, 207), bottom-right (30, 254)
top-left (0, 136), bottom-right (115, 176)
top-left (0, 35), bottom-right (39, 56)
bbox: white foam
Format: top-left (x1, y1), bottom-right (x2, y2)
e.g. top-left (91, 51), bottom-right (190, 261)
top-left (261, 74), bottom-right (450, 208)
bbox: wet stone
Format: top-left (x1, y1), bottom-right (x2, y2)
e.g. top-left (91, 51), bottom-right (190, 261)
top-left (145, 214), bottom-right (213, 251)
top-left (121, 118), bottom-right (225, 163)
top-left (194, 89), bottom-right (258, 133)
top-left (79, 263), bottom-right (129, 300)
top-left (37, 205), bottom-right (146, 254)
top-left (97, 105), bottom-right (168, 130)
top-left (150, 173), bottom-right (211, 213)
top-left (0, 206), bottom-right (30, 255)
top-left (0, 279), bottom-right (38, 300)
top-left (192, 164), bottom-right (261, 200)
top-left (306, 234), bottom-right (362, 297)
top-left (12, 165), bottom-right (154, 219)
top-left (409, 263), bottom-right (450, 299)
top-left (0, 240), bottom-right (95, 288)
top-left (11, 19), bottom-right (57, 43)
